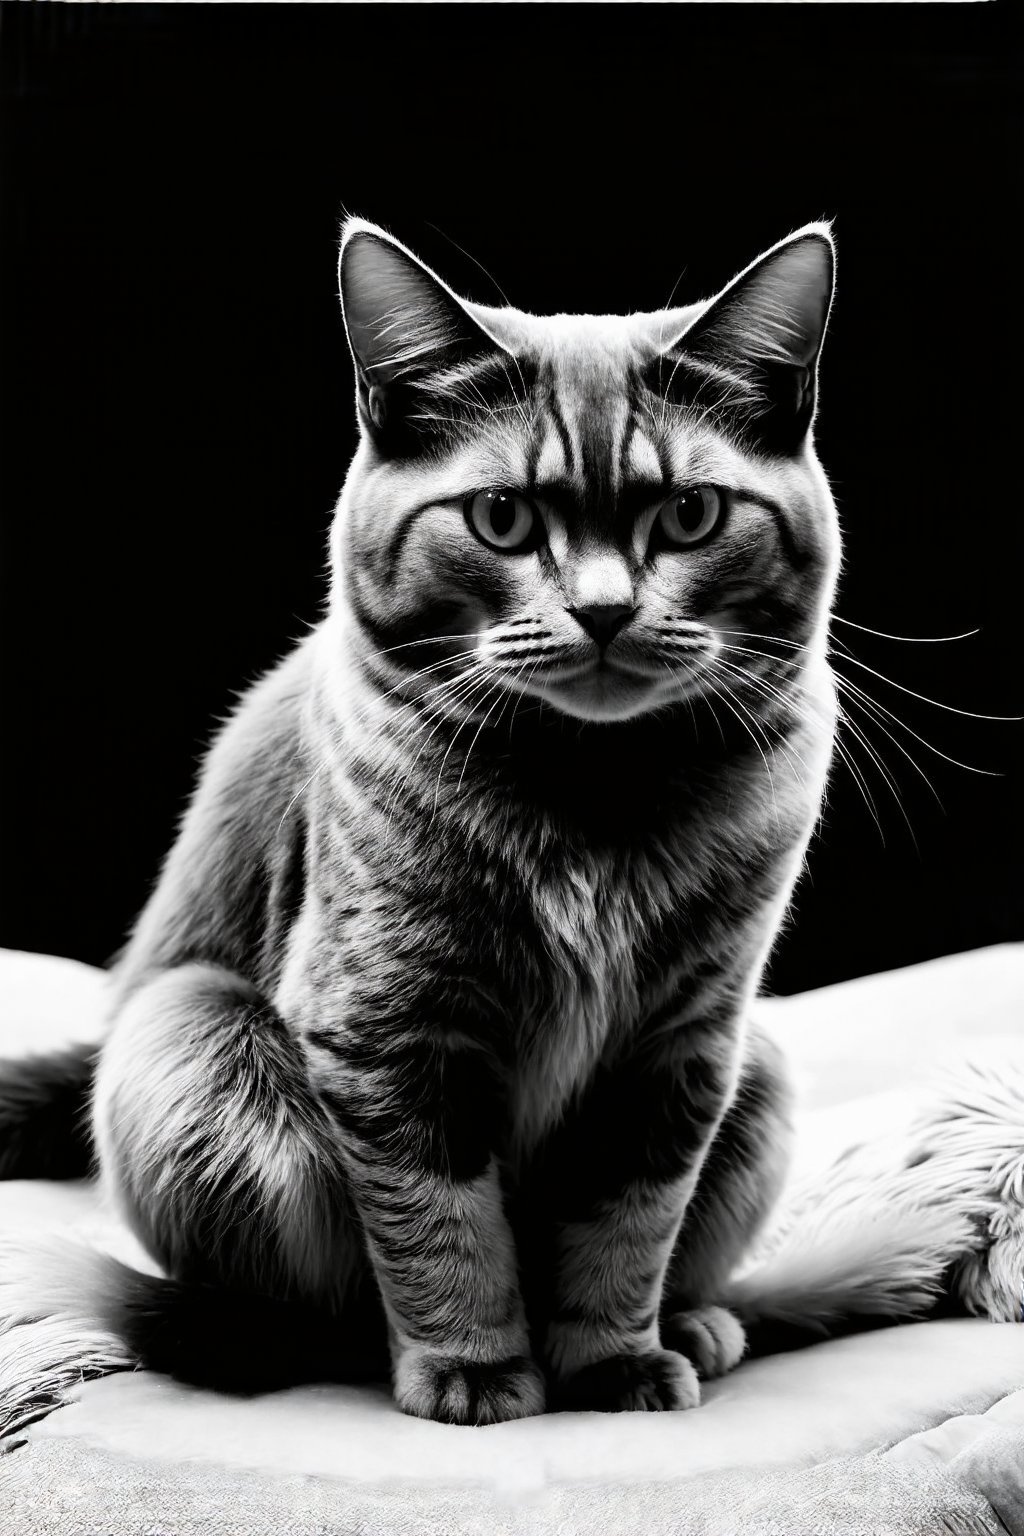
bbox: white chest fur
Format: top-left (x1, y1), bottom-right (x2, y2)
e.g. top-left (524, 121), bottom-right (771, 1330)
top-left (509, 852), bottom-right (650, 1160)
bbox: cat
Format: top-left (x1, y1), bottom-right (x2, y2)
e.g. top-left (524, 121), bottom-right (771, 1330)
top-left (2, 219), bottom-right (844, 1423)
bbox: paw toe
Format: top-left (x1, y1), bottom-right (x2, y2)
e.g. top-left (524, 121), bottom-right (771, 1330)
top-left (662, 1304), bottom-right (746, 1379)
top-left (396, 1349), bottom-right (545, 1425)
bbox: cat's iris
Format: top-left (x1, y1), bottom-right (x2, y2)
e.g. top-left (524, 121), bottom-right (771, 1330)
top-left (466, 490), bottom-right (539, 553)
top-left (656, 487), bottom-right (723, 550)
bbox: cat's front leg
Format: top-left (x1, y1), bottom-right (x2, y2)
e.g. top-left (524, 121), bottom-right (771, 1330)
top-left (307, 1004), bottom-right (544, 1426)
top-left (537, 1016), bottom-right (742, 1414)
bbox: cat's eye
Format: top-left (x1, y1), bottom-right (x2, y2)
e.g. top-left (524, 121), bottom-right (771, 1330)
top-left (655, 486), bottom-right (724, 550)
top-left (465, 490), bottom-right (539, 553)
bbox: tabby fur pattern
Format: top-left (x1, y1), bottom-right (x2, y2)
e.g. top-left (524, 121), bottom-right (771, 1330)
top-left (12, 221), bottom-right (844, 1423)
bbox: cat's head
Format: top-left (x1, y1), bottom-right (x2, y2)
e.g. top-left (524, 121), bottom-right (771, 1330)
top-left (332, 219), bottom-right (838, 725)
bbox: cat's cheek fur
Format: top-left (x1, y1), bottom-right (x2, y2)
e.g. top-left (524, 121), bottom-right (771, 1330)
top-left (394, 1345), bottom-right (546, 1425)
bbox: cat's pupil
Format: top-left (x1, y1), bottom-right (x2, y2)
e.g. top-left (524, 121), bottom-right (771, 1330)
top-left (676, 493), bottom-right (705, 532)
top-left (490, 495), bottom-right (516, 537)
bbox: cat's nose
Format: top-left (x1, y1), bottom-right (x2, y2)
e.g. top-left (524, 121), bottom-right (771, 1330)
top-left (568, 603), bottom-right (637, 648)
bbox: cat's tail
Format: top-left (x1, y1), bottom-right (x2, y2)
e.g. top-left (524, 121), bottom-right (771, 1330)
top-left (724, 1064), bottom-right (1019, 1350)
top-left (0, 1236), bottom-right (388, 1436)
top-left (0, 1043), bottom-right (97, 1180)
top-left (723, 1191), bottom-right (975, 1354)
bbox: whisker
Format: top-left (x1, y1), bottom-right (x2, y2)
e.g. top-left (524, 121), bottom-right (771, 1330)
top-left (276, 762), bottom-right (328, 835)
top-left (380, 665), bottom-right (493, 831)
top-left (455, 680), bottom-right (509, 795)
top-left (431, 671), bottom-right (501, 816)
top-left (829, 636), bottom-right (1021, 723)
top-left (364, 631), bottom-right (484, 662)
top-left (835, 700), bottom-right (917, 850)
top-left (828, 661), bottom-right (1004, 778)
top-left (395, 651), bottom-right (487, 692)
top-left (508, 653), bottom-right (547, 737)
top-left (372, 649), bottom-right (483, 707)
top-left (829, 718), bottom-right (887, 846)
top-left (715, 629), bottom-right (1014, 776)
top-left (699, 672), bottom-right (781, 830)
top-left (831, 675), bottom-right (944, 814)
top-left (713, 645), bottom-right (827, 731)
top-left (715, 629), bottom-right (810, 656)
top-left (456, 667), bottom-right (524, 795)
top-left (710, 646), bottom-right (899, 844)
top-left (712, 658), bottom-right (815, 790)
top-left (831, 616), bottom-right (981, 645)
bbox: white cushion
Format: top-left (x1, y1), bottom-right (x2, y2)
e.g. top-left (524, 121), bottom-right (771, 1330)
top-left (3, 944), bottom-right (1023, 1529)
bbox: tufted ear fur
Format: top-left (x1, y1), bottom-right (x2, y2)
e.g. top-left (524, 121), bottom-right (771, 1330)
top-left (338, 219), bottom-right (509, 452)
top-left (654, 225), bottom-right (835, 455)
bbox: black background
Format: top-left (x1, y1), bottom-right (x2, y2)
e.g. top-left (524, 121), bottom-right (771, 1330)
top-left (2, 3), bottom-right (1022, 994)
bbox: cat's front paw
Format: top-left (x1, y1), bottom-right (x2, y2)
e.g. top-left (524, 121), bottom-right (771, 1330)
top-left (394, 1346), bottom-right (546, 1425)
top-left (662, 1304), bottom-right (747, 1380)
top-left (552, 1348), bottom-right (700, 1413)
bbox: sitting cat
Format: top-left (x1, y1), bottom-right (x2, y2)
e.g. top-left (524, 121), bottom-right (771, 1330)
top-left (3, 220), bottom-right (843, 1423)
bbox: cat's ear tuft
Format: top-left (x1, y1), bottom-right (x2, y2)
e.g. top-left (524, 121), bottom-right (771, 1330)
top-left (657, 224), bottom-right (835, 454)
top-left (338, 219), bottom-right (504, 451)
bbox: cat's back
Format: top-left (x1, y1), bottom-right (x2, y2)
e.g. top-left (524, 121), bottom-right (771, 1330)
top-left (114, 636), bottom-right (319, 1000)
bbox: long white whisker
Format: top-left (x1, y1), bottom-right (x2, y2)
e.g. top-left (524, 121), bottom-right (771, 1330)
top-left (365, 631), bottom-right (484, 662)
top-left (507, 652), bottom-right (547, 737)
top-left (456, 675), bottom-right (513, 796)
top-left (716, 629), bottom-right (1015, 774)
top-left (277, 653), bottom-right (480, 834)
top-left (832, 676), bottom-right (945, 814)
top-left (700, 673), bottom-right (781, 831)
top-left (829, 662), bottom-right (1004, 778)
top-left (371, 649), bottom-right (482, 708)
top-left (709, 635), bottom-right (885, 840)
top-left (458, 655), bottom-right (541, 796)
top-left (831, 616), bottom-right (981, 645)
top-left (276, 763), bottom-right (327, 834)
top-left (712, 658), bottom-right (814, 791)
top-left (430, 671), bottom-right (500, 816)
top-left (378, 664), bottom-right (491, 830)
top-left (836, 700), bottom-right (917, 849)
top-left (830, 636), bottom-right (1021, 723)
top-left (829, 717), bottom-right (886, 846)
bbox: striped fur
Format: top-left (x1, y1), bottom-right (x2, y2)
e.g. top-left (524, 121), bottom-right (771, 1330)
top-left (7, 222), bottom-right (857, 1424)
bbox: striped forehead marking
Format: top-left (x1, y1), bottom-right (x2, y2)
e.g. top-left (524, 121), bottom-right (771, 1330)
top-left (626, 427), bottom-right (662, 483)
top-left (533, 416), bottom-right (571, 485)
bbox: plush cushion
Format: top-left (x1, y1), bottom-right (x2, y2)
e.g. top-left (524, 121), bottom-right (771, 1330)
top-left (2, 944), bottom-right (1023, 1533)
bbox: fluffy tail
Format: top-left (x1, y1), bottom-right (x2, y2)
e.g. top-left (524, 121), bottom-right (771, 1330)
top-left (725, 1060), bottom-right (1023, 1349)
top-left (724, 1185), bottom-right (979, 1354)
top-left (0, 1043), bottom-right (97, 1179)
top-left (0, 1238), bottom-right (388, 1437)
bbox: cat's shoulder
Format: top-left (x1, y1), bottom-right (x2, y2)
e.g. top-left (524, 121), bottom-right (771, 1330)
top-left (201, 634), bottom-right (317, 786)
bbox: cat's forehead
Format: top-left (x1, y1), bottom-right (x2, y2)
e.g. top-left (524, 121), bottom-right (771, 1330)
top-left (466, 303), bottom-right (704, 373)
top-left (454, 302), bottom-right (729, 507)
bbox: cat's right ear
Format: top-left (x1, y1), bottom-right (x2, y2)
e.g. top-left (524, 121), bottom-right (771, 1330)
top-left (338, 219), bottom-right (503, 452)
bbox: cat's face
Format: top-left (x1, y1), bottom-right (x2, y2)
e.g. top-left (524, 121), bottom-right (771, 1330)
top-left (333, 222), bottom-right (839, 725)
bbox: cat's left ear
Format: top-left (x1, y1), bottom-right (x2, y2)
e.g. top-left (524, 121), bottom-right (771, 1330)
top-left (338, 218), bottom-right (508, 453)
top-left (656, 224), bottom-right (835, 454)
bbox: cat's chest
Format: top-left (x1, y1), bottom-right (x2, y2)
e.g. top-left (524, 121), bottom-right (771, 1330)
top-left (505, 845), bottom-right (670, 1158)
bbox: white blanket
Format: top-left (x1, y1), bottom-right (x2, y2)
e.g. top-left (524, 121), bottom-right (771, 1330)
top-left (1, 945), bottom-right (1023, 1534)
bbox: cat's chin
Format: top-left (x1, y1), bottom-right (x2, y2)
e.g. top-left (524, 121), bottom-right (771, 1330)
top-left (530, 665), bottom-right (685, 724)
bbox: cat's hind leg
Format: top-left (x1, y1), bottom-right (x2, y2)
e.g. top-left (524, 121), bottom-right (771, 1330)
top-left (90, 961), bottom-right (385, 1389)
top-left (661, 1020), bottom-right (793, 1379)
